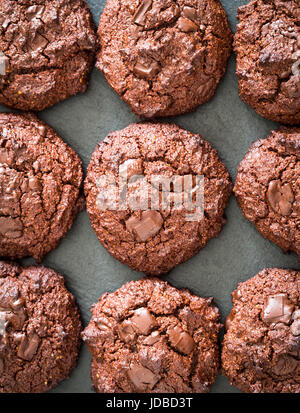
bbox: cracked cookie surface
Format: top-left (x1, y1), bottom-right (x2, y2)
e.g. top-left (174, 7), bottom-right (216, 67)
top-left (84, 122), bottom-right (232, 275)
top-left (82, 277), bottom-right (221, 393)
top-left (222, 268), bottom-right (300, 393)
top-left (234, 127), bottom-right (300, 260)
top-left (0, 113), bottom-right (83, 261)
top-left (96, 0), bottom-right (232, 118)
top-left (0, 0), bottom-right (96, 111)
top-left (0, 261), bottom-right (82, 393)
top-left (234, 0), bottom-right (300, 124)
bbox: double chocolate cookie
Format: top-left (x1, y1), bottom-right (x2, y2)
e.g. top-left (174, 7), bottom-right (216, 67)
top-left (0, 113), bottom-right (83, 261)
top-left (85, 122), bottom-right (232, 275)
top-left (234, 127), bottom-right (300, 260)
top-left (0, 261), bottom-right (82, 393)
top-left (222, 268), bottom-right (300, 393)
top-left (83, 278), bottom-right (221, 393)
top-left (234, 0), bottom-right (300, 124)
top-left (0, 0), bottom-right (96, 111)
top-left (96, 0), bottom-right (232, 118)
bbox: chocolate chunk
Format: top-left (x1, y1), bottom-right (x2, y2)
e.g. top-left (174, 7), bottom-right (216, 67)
top-left (127, 364), bottom-right (158, 391)
top-left (133, 61), bottom-right (160, 79)
top-left (267, 180), bottom-right (294, 216)
top-left (38, 125), bottom-right (47, 137)
top-left (131, 307), bottom-right (156, 335)
top-left (119, 159), bottom-right (143, 179)
top-left (30, 33), bottom-right (48, 51)
top-left (178, 17), bottom-right (198, 33)
top-left (273, 355), bottom-right (299, 376)
top-left (6, 308), bottom-right (26, 330)
top-left (168, 325), bottom-right (195, 355)
top-left (182, 6), bottom-right (197, 23)
top-left (125, 210), bottom-right (163, 242)
top-left (26, 5), bottom-right (45, 19)
top-left (0, 358), bottom-right (3, 374)
top-left (144, 330), bottom-right (160, 345)
top-left (17, 331), bottom-right (41, 361)
top-left (0, 52), bottom-right (8, 76)
top-left (118, 320), bottom-right (136, 343)
top-left (28, 176), bottom-right (42, 192)
top-left (0, 217), bottom-right (23, 239)
top-left (262, 294), bottom-right (294, 325)
top-left (94, 317), bottom-right (112, 332)
top-left (133, 0), bottom-right (152, 26)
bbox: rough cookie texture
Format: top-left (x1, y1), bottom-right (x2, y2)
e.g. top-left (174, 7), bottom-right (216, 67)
top-left (234, 0), bottom-right (300, 124)
top-left (96, 0), bottom-right (232, 118)
top-left (234, 127), bottom-right (300, 260)
top-left (0, 113), bottom-right (83, 261)
top-left (0, 0), bottom-right (96, 111)
top-left (85, 122), bottom-right (232, 275)
top-left (0, 261), bottom-right (82, 393)
top-left (82, 278), bottom-right (221, 393)
top-left (222, 268), bottom-right (300, 393)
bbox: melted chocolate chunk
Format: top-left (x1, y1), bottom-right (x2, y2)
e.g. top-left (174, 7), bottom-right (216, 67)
top-left (118, 320), bottom-right (136, 343)
top-left (182, 6), bottom-right (197, 22)
top-left (17, 331), bottom-right (41, 361)
top-left (133, 0), bottom-right (152, 26)
top-left (178, 17), bottom-right (198, 33)
top-left (127, 364), bottom-right (159, 391)
top-left (119, 159), bottom-right (143, 179)
top-left (131, 307), bottom-right (156, 335)
top-left (267, 180), bottom-right (294, 216)
top-left (133, 61), bottom-right (160, 79)
top-left (167, 325), bottom-right (195, 355)
top-left (263, 294), bottom-right (294, 325)
top-left (126, 210), bottom-right (163, 242)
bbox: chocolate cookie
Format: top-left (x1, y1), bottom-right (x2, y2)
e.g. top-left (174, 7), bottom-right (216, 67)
top-left (0, 113), bottom-right (83, 261)
top-left (0, 0), bottom-right (96, 111)
top-left (0, 261), bottom-right (82, 393)
top-left (234, 0), bottom-right (300, 124)
top-left (222, 268), bottom-right (300, 393)
top-left (96, 0), bottom-right (232, 118)
top-left (234, 127), bottom-right (300, 260)
top-left (85, 122), bottom-right (232, 275)
top-left (82, 277), bottom-right (221, 393)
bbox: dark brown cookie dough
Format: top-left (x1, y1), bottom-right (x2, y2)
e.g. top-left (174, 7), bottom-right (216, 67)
top-left (82, 277), bottom-right (221, 393)
top-left (0, 113), bottom-right (83, 261)
top-left (0, 0), bottom-right (96, 111)
top-left (0, 261), bottom-right (82, 393)
top-left (96, 0), bottom-right (232, 118)
top-left (85, 122), bottom-right (232, 275)
top-left (234, 0), bottom-right (300, 124)
top-left (234, 127), bottom-right (300, 260)
top-left (222, 268), bottom-right (300, 393)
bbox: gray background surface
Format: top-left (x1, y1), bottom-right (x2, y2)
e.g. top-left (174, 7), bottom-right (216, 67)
top-left (2, 0), bottom-right (299, 393)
